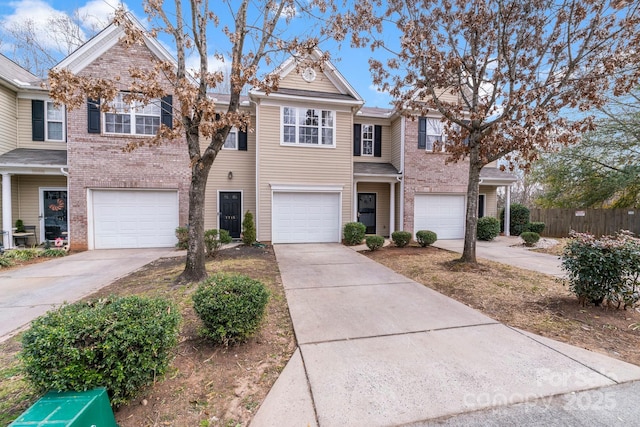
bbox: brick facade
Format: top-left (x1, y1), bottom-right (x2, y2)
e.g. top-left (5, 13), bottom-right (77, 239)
top-left (402, 118), bottom-right (469, 234)
top-left (67, 41), bottom-right (190, 250)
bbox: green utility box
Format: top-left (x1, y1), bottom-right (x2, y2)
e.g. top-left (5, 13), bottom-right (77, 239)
top-left (10, 387), bottom-right (118, 427)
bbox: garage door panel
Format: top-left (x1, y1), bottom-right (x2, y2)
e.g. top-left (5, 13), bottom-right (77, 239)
top-left (92, 190), bottom-right (178, 249)
top-left (414, 195), bottom-right (465, 240)
top-left (273, 192), bottom-right (340, 243)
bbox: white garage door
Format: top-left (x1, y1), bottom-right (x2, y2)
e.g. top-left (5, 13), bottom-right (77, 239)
top-left (414, 194), bottom-right (465, 239)
top-left (272, 192), bottom-right (341, 243)
top-left (91, 190), bottom-right (179, 249)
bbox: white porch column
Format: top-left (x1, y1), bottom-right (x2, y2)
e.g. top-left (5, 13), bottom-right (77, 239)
top-left (2, 173), bottom-right (12, 249)
top-left (504, 185), bottom-right (511, 237)
top-left (353, 180), bottom-right (358, 222)
top-left (389, 182), bottom-right (396, 235)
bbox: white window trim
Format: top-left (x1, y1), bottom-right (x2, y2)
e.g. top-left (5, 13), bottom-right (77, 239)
top-left (103, 93), bottom-right (161, 136)
top-left (361, 124), bottom-right (374, 156)
top-left (222, 128), bottom-right (238, 150)
top-left (280, 106), bottom-right (336, 148)
top-left (45, 101), bottom-right (65, 142)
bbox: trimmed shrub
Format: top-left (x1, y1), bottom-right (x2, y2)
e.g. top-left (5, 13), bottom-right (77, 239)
top-left (175, 226), bottom-right (189, 249)
top-left (525, 222), bottom-right (546, 234)
top-left (477, 217), bottom-right (501, 241)
top-left (204, 229), bottom-right (232, 257)
top-left (343, 222), bottom-right (366, 246)
top-left (520, 231), bottom-right (540, 246)
top-left (391, 231), bottom-right (411, 248)
top-left (500, 203), bottom-right (530, 236)
top-left (242, 211), bottom-right (256, 246)
top-left (0, 256), bottom-right (14, 268)
top-left (366, 235), bottom-right (385, 251)
top-left (562, 231), bottom-right (640, 308)
top-left (416, 230), bottom-right (437, 247)
top-left (20, 296), bottom-right (180, 406)
top-left (193, 274), bottom-right (269, 345)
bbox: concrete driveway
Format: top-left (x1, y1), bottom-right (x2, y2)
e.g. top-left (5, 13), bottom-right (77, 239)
top-left (252, 243), bottom-right (640, 426)
top-left (434, 236), bottom-right (565, 277)
top-left (0, 248), bottom-right (177, 343)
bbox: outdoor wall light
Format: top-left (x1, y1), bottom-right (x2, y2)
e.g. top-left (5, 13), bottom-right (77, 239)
top-left (228, 171), bottom-right (233, 179)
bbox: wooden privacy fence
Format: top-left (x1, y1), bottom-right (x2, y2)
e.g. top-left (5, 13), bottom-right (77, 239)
top-left (530, 208), bottom-right (640, 238)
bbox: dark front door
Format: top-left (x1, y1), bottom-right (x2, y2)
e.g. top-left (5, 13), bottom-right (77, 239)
top-left (220, 192), bottom-right (241, 238)
top-left (358, 193), bottom-right (376, 234)
top-left (43, 190), bottom-right (68, 241)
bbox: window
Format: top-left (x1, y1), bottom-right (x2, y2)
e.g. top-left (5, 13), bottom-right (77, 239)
top-left (425, 118), bottom-right (444, 151)
top-left (104, 93), bottom-right (161, 136)
top-left (46, 102), bottom-right (64, 141)
top-left (361, 124), bottom-right (374, 156)
top-left (282, 107), bottom-right (335, 146)
top-left (223, 129), bottom-right (238, 149)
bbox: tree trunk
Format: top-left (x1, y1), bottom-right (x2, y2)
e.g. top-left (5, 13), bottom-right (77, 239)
top-left (460, 146), bottom-right (482, 264)
top-left (177, 159), bottom-right (213, 283)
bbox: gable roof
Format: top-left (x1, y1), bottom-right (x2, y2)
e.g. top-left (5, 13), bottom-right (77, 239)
top-left (54, 13), bottom-right (175, 74)
top-left (250, 48), bottom-right (364, 106)
top-left (0, 53), bottom-right (41, 90)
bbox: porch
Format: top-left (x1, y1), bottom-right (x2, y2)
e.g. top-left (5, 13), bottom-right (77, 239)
top-left (353, 162), bottom-right (402, 237)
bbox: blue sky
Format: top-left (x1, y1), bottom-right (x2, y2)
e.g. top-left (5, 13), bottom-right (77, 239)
top-left (0, 0), bottom-right (394, 107)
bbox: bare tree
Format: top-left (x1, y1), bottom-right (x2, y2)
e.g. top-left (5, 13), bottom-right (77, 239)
top-left (330, 0), bottom-right (640, 264)
top-left (49, 0), bottom-right (330, 282)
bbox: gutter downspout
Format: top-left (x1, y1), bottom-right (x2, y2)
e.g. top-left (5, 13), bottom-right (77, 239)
top-left (400, 116), bottom-right (405, 233)
top-left (250, 99), bottom-right (260, 240)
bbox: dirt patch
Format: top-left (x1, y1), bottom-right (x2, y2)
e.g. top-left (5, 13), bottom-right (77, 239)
top-left (365, 245), bottom-right (640, 366)
top-left (1, 245), bottom-right (295, 427)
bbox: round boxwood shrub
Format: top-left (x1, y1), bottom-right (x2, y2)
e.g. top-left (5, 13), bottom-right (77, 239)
top-left (391, 231), bottom-right (411, 248)
top-left (193, 274), bottom-right (269, 345)
top-left (366, 235), bottom-right (385, 251)
top-left (477, 216), bottom-right (501, 241)
top-left (521, 231), bottom-right (540, 247)
top-left (343, 222), bottom-right (366, 246)
top-left (416, 230), bottom-right (437, 247)
top-left (20, 296), bottom-right (181, 406)
top-left (525, 221), bottom-right (546, 235)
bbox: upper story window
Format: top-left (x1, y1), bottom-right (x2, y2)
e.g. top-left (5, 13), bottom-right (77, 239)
top-left (223, 128), bottom-right (238, 149)
top-left (353, 123), bottom-right (382, 157)
top-left (32, 100), bottom-right (65, 142)
top-left (282, 107), bottom-right (335, 146)
top-left (418, 117), bottom-right (445, 152)
top-left (104, 93), bottom-right (161, 135)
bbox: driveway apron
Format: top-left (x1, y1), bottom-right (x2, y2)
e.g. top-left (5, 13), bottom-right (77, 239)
top-left (0, 248), bottom-right (176, 342)
top-left (251, 244), bottom-right (640, 427)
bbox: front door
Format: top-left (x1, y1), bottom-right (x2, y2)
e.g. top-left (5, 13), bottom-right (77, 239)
top-left (41, 188), bottom-right (68, 242)
top-left (219, 192), bottom-right (241, 239)
top-left (358, 193), bottom-right (376, 234)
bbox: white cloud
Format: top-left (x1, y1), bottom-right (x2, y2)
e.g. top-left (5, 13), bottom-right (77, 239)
top-left (77, 0), bottom-right (124, 32)
top-left (186, 53), bottom-right (230, 74)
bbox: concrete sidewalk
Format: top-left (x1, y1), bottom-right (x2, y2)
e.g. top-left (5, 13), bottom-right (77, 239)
top-left (251, 244), bottom-right (640, 426)
top-left (434, 236), bottom-right (565, 277)
top-left (0, 248), bottom-right (177, 343)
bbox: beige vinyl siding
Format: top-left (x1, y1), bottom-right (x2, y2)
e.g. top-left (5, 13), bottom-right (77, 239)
top-left (390, 116), bottom-right (402, 171)
top-left (257, 104), bottom-right (353, 242)
top-left (13, 175), bottom-right (67, 243)
top-left (479, 185), bottom-right (498, 218)
top-left (17, 98), bottom-right (67, 150)
top-left (0, 85), bottom-right (17, 154)
top-left (357, 182), bottom-right (391, 237)
top-left (434, 87), bottom-right (459, 105)
top-left (353, 118), bottom-right (391, 163)
top-left (279, 68), bottom-right (341, 94)
top-left (204, 119), bottom-right (257, 230)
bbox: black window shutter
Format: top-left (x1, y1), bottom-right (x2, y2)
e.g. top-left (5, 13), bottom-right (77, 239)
top-left (87, 98), bottom-right (100, 134)
top-left (374, 125), bottom-right (382, 157)
top-left (418, 117), bottom-right (426, 149)
top-left (238, 129), bottom-right (248, 151)
top-left (161, 95), bottom-right (173, 129)
top-left (353, 124), bottom-right (361, 156)
top-left (32, 100), bottom-right (45, 141)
